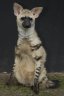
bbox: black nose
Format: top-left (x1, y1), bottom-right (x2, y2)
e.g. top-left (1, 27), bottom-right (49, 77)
top-left (22, 19), bottom-right (31, 28)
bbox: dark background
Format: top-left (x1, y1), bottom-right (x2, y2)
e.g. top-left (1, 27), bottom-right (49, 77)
top-left (0, 0), bottom-right (64, 72)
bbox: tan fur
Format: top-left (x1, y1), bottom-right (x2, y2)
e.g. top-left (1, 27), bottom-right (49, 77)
top-left (13, 39), bottom-right (35, 86)
top-left (13, 3), bottom-right (54, 88)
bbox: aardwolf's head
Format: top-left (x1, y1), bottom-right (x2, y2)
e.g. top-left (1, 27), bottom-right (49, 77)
top-left (13, 3), bottom-right (43, 30)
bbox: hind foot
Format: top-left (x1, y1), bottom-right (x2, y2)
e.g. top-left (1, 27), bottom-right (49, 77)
top-left (45, 80), bottom-right (56, 88)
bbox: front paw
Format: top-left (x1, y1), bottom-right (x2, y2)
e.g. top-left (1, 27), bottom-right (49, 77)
top-left (31, 82), bottom-right (39, 94)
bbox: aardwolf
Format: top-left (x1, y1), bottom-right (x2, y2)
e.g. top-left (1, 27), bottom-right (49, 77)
top-left (8, 2), bottom-right (55, 94)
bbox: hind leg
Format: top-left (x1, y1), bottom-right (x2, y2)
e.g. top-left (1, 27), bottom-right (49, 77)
top-left (6, 71), bottom-right (13, 85)
top-left (39, 68), bottom-right (55, 89)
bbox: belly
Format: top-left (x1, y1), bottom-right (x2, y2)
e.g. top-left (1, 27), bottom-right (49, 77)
top-left (14, 61), bottom-right (35, 86)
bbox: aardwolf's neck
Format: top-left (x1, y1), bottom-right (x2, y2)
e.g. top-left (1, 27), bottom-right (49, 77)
top-left (17, 26), bottom-right (41, 46)
top-left (17, 26), bottom-right (35, 45)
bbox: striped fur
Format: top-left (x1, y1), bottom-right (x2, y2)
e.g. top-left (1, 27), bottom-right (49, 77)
top-left (12, 2), bottom-right (55, 93)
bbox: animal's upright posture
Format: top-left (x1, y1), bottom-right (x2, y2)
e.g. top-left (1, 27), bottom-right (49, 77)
top-left (12, 2), bottom-right (55, 93)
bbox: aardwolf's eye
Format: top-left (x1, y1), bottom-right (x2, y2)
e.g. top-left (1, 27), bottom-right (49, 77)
top-left (21, 17), bottom-right (25, 20)
top-left (20, 17), bottom-right (33, 21)
top-left (29, 18), bottom-right (32, 21)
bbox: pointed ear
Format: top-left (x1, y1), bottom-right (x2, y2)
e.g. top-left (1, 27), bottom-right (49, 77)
top-left (31, 7), bottom-right (43, 18)
top-left (13, 2), bottom-right (23, 16)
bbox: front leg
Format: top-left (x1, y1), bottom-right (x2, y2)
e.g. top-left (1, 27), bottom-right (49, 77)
top-left (31, 43), bottom-right (46, 93)
top-left (33, 61), bottom-right (41, 94)
top-left (32, 55), bottom-right (42, 93)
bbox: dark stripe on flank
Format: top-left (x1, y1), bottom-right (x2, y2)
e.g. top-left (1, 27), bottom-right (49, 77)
top-left (35, 74), bottom-right (39, 78)
top-left (36, 71), bottom-right (40, 75)
top-left (15, 53), bottom-right (20, 57)
top-left (36, 67), bottom-right (41, 71)
top-left (34, 56), bottom-right (42, 61)
top-left (31, 43), bottom-right (42, 51)
top-left (15, 53), bottom-right (22, 59)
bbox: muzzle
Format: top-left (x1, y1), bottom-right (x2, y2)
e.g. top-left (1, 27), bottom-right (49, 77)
top-left (22, 18), bottom-right (31, 28)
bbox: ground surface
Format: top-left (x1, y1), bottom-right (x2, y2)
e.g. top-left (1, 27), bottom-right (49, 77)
top-left (0, 73), bottom-right (64, 96)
